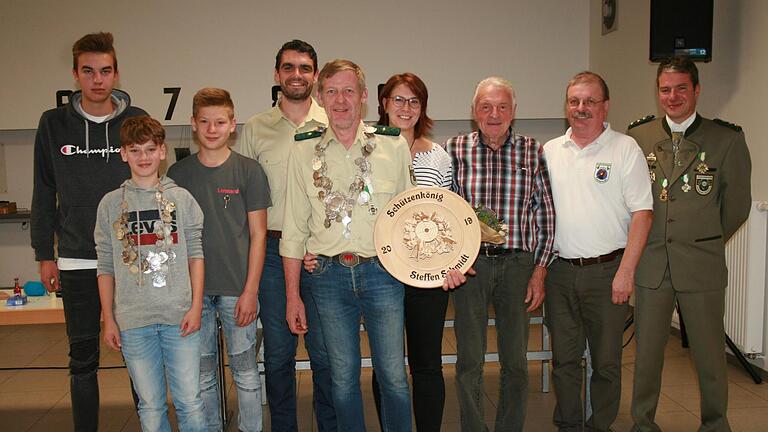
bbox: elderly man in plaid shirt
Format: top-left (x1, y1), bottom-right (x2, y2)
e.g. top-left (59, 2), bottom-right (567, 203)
top-left (445, 76), bottom-right (556, 432)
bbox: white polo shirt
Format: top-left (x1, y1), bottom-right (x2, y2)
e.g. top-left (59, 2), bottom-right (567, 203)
top-left (544, 124), bottom-right (652, 259)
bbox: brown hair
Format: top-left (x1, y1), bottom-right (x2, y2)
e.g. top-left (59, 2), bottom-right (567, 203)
top-left (566, 71), bottom-right (610, 101)
top-left (377, 73), bottom-right (433, 139)
top-left (72, 32), bottom-right (117, 70)
top-left (192, 87), bottom-right (235, 118)
top-left (657, 56), bottom-right (699, 88)
top-left (317, 59), bottom-right (365, 93)
top-left (120, 116), bottom-right (165, 147)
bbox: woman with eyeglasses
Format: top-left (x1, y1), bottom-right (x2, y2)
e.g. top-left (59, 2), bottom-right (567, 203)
top-left (373, 72), bottom-right (452, 431)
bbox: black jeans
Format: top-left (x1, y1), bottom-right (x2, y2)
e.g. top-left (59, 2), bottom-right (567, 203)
top-left (373, 285), bottom-right (449, 431)
top-left (60, 269), bottom-right (102, 432)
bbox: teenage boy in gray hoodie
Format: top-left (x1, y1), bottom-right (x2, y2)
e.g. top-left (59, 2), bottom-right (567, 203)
top-left (94, 115), bottom-right (206, 432)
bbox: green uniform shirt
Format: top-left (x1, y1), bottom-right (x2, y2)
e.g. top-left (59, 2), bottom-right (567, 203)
top-left (235, 99), bottom-right (327, 231)
top-left (280, 123), bottom-right (414, 259)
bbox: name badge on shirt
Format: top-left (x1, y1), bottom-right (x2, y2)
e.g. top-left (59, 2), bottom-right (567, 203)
top-left (594, 163), bottom-right (611, 183)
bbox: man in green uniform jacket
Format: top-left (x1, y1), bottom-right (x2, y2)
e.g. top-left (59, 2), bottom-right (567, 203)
top-left (627, 56), bottom-right (752, 432)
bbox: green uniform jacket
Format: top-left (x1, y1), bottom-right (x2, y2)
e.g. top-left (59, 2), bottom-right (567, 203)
top-left (627, 115), bottom-right (751, 293)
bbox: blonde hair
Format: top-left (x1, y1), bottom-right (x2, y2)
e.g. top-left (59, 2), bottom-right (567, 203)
top-left (317, 59), bottom-right (366, 93)
top-left (192, 87), bottom-right (234, 119)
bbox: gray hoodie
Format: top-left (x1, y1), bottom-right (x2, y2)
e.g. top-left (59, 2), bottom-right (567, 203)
top-left (95, 176), bottom-right (204, 331)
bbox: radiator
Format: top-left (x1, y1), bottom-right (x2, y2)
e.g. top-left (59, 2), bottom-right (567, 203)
top-left (723, 201), bottom-right (768, 354)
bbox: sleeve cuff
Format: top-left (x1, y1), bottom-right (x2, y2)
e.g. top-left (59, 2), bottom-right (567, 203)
top-left (535, 250), bottom-right (556, 268)
top-left (35, 251), bottom-right (55, 262)
top-left (279, 239), bottom-right (305, 260)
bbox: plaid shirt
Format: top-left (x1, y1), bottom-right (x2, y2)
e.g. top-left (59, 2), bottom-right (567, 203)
top-left (445, 130), bottom-right (556, 267)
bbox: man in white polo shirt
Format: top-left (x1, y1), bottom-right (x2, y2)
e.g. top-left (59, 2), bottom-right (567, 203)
top-left (543, 71), bottom-right (653, 432)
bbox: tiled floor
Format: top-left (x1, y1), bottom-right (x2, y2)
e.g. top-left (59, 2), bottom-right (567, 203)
top-left (1, 303), bottom-right (766, 431)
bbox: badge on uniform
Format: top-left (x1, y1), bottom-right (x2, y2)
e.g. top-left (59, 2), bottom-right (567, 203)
top-left (594, 163), bottom-right (611, 183)
top-left (646, 152), bottom-right (657, 182)
top-left (695, 174), bottom-right (714, 195)
top-left (681, 174), bottom-right (691, 192)
top-left (695, 151), bottom-right (709, 174)
top-left (409, 164), bottom-right (417, 186)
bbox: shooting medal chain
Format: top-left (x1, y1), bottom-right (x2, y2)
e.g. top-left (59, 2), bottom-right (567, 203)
top-left (313, 129), bottom-right (377, 238)
top-left (114, 182), bottom-right (177, 287)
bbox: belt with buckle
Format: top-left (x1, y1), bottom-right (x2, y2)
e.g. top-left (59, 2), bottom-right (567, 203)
top-left (325, 252), bottom-right (375, 268)
top-left (560, 248), bottom-right (624, 266)
top-left (479, 246), bottom-right (521, 257)
top-left (267, 230), bottom-right (282, 239)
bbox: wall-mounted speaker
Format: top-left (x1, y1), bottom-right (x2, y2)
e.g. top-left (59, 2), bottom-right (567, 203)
top-left (650, 0), bottom-right (713, 62)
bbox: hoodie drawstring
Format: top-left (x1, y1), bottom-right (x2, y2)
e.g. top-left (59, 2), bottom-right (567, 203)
top-left (84, 119), bottom-right (90, 158)
top-left (105, 122), bottom-right (110, 163)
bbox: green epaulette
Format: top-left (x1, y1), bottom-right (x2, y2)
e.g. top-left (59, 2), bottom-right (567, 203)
top-left (371, 125), bottom-right (401, 136)
top-left (628, 115), bottom-right (656, 130)
top-left (294, 127), bottom-right (325, 141)
top-left (713, 118), bottom-right (742, 132)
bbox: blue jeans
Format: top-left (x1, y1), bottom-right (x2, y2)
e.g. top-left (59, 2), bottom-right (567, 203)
top-left (373, 286), bottom-right (449, 432)
top-left (60, 269), bottom-right (101, 432)
top-left (121, 324), bottom-right (206, 432)
top-left (200, 295), bottom-right (262, 431)
top-left (259, 237), bottom-right (335, 431)
top-left (311, 255), bottom-right (412, 432)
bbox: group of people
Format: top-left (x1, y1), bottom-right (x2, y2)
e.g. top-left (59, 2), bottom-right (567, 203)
top-left (30, 31), bottom-right (752, 432)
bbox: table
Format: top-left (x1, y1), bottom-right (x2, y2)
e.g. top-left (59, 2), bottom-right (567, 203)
top-left (0, 290), bottom-right (63, 325)
top-left (0, 209), bottom-right (31, 229)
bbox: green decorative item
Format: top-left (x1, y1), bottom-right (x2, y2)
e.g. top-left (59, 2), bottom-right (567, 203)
top-left (474, 204), bottom-right (508, 244)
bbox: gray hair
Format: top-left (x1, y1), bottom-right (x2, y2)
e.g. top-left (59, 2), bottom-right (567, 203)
top-left (472, 77), bottom-right (517, 108)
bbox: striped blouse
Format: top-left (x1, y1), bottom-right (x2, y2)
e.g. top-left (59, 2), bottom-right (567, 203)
top-left (412, 142), bottom-right (453, 188)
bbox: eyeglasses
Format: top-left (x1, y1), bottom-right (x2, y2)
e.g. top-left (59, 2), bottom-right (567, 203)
top-left (567, 98), bottom-right (605, 108)
top-left (389, 95), bottom-right (421, 109)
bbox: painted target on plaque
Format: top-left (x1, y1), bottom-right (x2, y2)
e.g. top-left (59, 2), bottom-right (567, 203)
top-left (374, 187), bottom-right (481, 288)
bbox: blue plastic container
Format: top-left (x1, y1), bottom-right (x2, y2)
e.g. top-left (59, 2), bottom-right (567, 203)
top-left (23, 280), bottom-right (47, 296)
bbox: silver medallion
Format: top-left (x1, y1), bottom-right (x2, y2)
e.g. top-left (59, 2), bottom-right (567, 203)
top-left (152, 272), bottom-right (167, 288)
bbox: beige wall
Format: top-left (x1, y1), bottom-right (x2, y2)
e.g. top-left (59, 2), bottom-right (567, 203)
top-left (589, 0), bottom-right (766, 200)
top-left (0, 0), bottom-right (589, 127)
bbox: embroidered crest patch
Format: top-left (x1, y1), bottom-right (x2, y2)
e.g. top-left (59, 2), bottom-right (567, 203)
top-left (594, 163), bottom-right (612, 183)
top-left (695, 174), bottom-right (714, 195)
